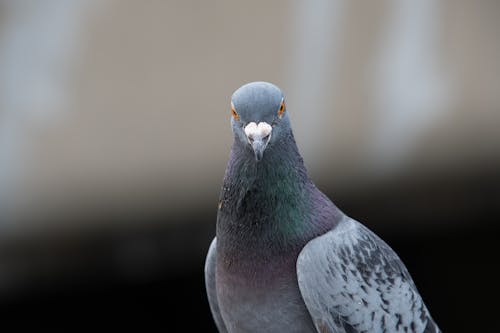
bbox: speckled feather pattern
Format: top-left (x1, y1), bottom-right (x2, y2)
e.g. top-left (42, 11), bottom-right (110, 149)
top-left (297, 217), bottom-right (441, 333)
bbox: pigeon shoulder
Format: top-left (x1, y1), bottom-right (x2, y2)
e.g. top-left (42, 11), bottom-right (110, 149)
top-left (296, 216), bottom-right (440, 333)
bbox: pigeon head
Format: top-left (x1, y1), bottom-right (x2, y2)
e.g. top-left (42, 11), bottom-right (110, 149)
top-left (230, 82), bottom-right (291, 162)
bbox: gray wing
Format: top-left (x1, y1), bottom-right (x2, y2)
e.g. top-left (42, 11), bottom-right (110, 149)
top-left (204, 238), bottom-right (228, 333)
top-left (297, 216), bottom-right (440, 333)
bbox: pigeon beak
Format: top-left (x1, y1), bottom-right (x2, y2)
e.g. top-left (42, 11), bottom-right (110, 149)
top-left (244, 122), bottom-right (272, 162)
top-left (251, 138), bottom-right (268, 162)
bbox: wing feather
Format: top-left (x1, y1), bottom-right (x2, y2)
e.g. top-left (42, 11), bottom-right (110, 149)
top-left (297, 217), bottom-right (440, 333)
top-left (204, 238), bottom-right (228, 333)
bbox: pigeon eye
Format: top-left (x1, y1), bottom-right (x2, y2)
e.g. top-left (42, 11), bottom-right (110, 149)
top-left (231, 102), bottom-right (240, 121)
top-left (278, 99), bottom-right (285, 118)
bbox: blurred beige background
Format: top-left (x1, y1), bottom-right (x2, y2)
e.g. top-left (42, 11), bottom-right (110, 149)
top-left (1, 1), bottom-right (499, 331)
top-left (0, 0), bottom-right (499, 233)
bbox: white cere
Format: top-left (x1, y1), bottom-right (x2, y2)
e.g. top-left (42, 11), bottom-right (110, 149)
top-left (244, 122), bottom-right (272, 140)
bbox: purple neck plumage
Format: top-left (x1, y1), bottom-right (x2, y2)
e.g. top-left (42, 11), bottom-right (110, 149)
top-left (216, 130), bottom-right (343, 274)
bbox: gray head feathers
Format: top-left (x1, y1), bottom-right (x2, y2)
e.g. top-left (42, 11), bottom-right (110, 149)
top-left (231, 82), bottom-right (284, 124)
top-left (230, 82), bottom-right (291, 161)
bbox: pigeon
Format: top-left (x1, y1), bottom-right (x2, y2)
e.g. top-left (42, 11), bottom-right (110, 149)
top-left (205, 82), bottom-right (440, 333)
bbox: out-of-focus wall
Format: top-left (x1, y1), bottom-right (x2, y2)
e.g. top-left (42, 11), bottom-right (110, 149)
top-left (0, 0), bottom-right (499, 233)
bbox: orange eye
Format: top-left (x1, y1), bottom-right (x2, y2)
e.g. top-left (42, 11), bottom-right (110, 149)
top-left (278, 99), bottom-right (285, 118)
top-left (231, 102), bottom-right (239, 121)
